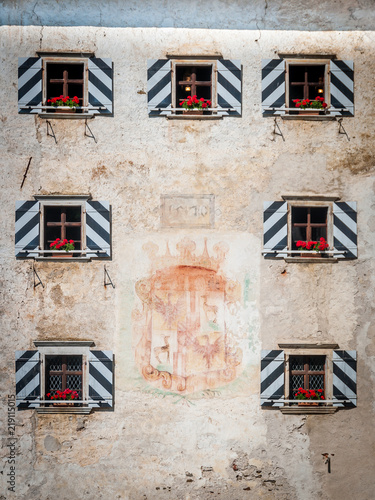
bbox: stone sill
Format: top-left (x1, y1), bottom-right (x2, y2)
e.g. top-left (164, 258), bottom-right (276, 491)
top-left (39, 113), bottom-right (94, 120)
top-left (36, 407), bottom-right (93, 415)
top-left (284, 258), bottom-right (338, 263)
top-left (280, 407), bottom-right (338, 414)
top-left (281, 115), bottom-right (337, 121)
top-left (34, 257), bottom-right (91, 262)
top-left (166, 115), bottom-right (223, 120)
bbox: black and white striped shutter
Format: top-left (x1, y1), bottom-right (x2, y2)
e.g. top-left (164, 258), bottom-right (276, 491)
top-left (261, 350), bottom-right (285, 407)
top-left (88, 58), bottom-right (113, 115)
top-left (18, 57), bottom-right (42, 114)
top-left (333, 202), bottom-right (357, 259)
top-left (261, 59), bottom-right (286, 116)
top-left (332, 350), bottom-right (357, 407)
top-left (330, 60), bottom-right (354, 117)
top-left (147, 59), bottom-right (172, 116)
top-left (263, 202), bottom-right (288, 258)
top-left (85, 201), bottom-right (111, 258)
top-left (88, 351), bottom-right (113, 409)
top-left (217, 60), bottom-right (242, 116)
top-left (15, 201), bottom-right (40, 258)
top-left (15, 350), bottom-right (40, 409)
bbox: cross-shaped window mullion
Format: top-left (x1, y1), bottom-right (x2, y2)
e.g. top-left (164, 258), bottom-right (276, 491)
top-left (49, 69), bottom-right (84, 99)
top-left (290, 70), bottom-right (321, 100)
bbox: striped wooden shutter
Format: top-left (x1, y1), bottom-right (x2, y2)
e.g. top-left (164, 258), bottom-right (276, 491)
top-left (15, 351), bottom-right (40, 409)
top-left (263, 202), bottom-right (288, 258)
top-left (333, 350), bottom-right (357, 407)
top-left (88, 58), bottom-right (113, 115)
top-left (330, 60), bottom-right (354, 117)
top-left (261, 59), bottom-right (285, 116)
top-left (18, 57), bottom-right (42, 114)
top-left (88, 351), bottom-right (114, 409)
top-left (217, 60), bottom-right (242, 116)
top-left (260, 350), bottom-right (285, 407)
top-left (85, 201), bottom-right (111, 258)
top-left (15, 201), bottom-right (40, 258)
top-left (147, 59), bottom-right (172, 116)
top-left (333, 202), bottom-right (357, 259)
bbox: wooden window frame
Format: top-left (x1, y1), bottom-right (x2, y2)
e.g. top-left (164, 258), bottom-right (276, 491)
top-left (285, 58), bottom-right (330, 112)
top-left (171, 59), bottom-right (217, 112)
top-left (42, 57), bottom-right (88, 111)
top-left (289, 355), bottom-right (326, 399)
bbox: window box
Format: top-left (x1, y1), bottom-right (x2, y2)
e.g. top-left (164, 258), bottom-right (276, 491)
top-left (15, 341), bottom-right (113, 413)
top-left (15, 196), bottom-right (111, 260)
top-left (261, 57), bottom-right (354, 118)
top-left (263, 197), bottom-right (357, 260)
top-left (18, 55), bottom-right (113, 117)
top-left (147, 57), bottom-right (242, 117)
top-left (260, 346), bottom-right (357, 412)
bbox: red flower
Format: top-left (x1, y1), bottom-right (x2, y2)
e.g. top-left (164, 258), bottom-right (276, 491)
top-left (322, 103), bottom-right (327, 108)
top-left (207, 100), bottom-right (211, 107)
top-left (317, 389), bottom-right (323, 393)
top-left (296, 102), bottom-right (301, 108)
top-left (69, 240), bottom-right (74, 244)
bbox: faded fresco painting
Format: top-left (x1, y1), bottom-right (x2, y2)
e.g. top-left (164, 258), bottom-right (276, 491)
top-left (132, 238), bottom-right (243, 394)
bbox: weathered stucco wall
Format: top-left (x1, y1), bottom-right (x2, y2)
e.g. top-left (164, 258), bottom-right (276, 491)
top-left (1, 15), bottom-right (375, 500)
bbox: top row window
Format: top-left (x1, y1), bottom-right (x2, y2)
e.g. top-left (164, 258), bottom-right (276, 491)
top-left (18, 55), bottom-right (354, 118)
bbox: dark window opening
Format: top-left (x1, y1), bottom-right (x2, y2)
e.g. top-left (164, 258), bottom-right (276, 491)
top-left (45, 355), bottom-right (83, 404)
top-left (289, 355), bottom-right (325, 400)
top-left (292, 206), bottom-right (328, 250)
top-left (46, 63), bottom-right (84, 112)
top-left (44, 205), bottom-right (82, 255)
top-left (176, 65), bottom-right (212, 113)
top-left (289, 65), bottom-right (325, 105)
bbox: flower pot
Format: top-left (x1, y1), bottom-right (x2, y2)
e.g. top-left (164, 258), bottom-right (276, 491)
top-left (300, 252), bottom-right (321, 258)
top-left (52, 253), bottom-right (73, 258)
top-left (55, 107), bottom-right (76, 114)
top-left (298, 401), bottom-right (319, 406)
top-left (298, 110), bottom-right (321, 116)
top-left (183, 110), bottom-right (204, 115)
top-left (52, 402), bottom-right (75, 407)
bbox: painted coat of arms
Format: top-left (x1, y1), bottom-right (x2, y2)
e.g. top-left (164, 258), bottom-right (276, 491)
top-left (133, 238), bottom-right (242, 394)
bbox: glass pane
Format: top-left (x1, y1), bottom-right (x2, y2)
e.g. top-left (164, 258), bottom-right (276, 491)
top-left (48, 356), bottom-right (62, 371)
top-left (45, 206), bottom-right (62, 222)
top-left (290, 375), bottom-right (304, 398)
top-left (67, 356), bottom-right (82, 371)
top-left (309, 374), bottom-right (324, 391)
top-left (290, 356), bottom-right (304, 371)
top-left (67, 375), bottom-right (82, 392)
top-left (289, 65), bottom-right (325, 102)
top-left (310, 207), bottom-right (327, 223)
top-left (65, 206), bottom-right (81, 222)
top-left (49, 375), bottom-right (62, 391)
top-left (175, 65), bottom-right (212, 106)
top-left (46, 63), bottom-right (84, 101)
top-left (309, 356), bottom-right (325, 371)
top-left (311, 227), bottom-right (327, 241)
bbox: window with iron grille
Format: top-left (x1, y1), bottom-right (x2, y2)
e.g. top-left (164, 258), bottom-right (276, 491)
top-left (45, 355), bottom-right (83, 402)
top-left (289, 355), bottom-right (325, 400)
top-left (46, 62), bottom-right (85, 113)
top-left (44, 205), bottom-right (82, 256)
top-left (291, 206), bottom-right (328, 251)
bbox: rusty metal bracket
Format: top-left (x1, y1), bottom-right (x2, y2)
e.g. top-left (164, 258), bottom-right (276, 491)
top-left (85, 119), bottom-right (97, 143)
top-left (33, 265), bottom-right (44, 289)
top-left (272, 117), bottom-right (285, 142)
top-left (338, 118), bottom-right (350, 141)
top-left (46, 120), bottom-right (57, 144)
top-left (104, 265), bottom-right (115, 288)
top-left (20, 157), bottom-right (32, 189)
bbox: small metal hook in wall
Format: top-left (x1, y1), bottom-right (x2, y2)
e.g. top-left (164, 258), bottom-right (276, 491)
top-left (322, 453), bottom-right (334, 473)
top-left (272, 117), bottom-right (285, 142)
top-left (33, 265), bottom-right (44, 289)
top-left (46, 120), bottom-right (57, 144)
top-left (85, 119), bottom-right (97, 143)
top-left (104, 265), bottom-right (115, 288)
top-left (338, 118), bottom-right (350, 141)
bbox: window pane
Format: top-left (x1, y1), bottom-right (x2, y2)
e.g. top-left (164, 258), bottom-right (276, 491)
top-left (45, 206), bottom-right (62, 222)
top-left (66, 206), bottom-right (81, 222)
top-left (309, 356), bottom-right (325, 371)
top-left (67, 356), bottom-right (82, 371)
top-left (309, 374), bottom-right (324, 391)
top-left (47, 356), bottom-right (62, 371)
top-left (175, 65), bottom-right (212, 106)
top-left (290, 356), bottom-right (304, 371)
top-left (289, 65), bottom-right (325, 102)
top-left (310, 207), bottom-right (327, 223)
top-left (49, 375), bottom-right (62, 391)
top-left (46, 63), bottom-right (84, 102)
top-left (290, 374), bottom-right (304, 397)
top-left (67, 375), bottom-right (82, 392)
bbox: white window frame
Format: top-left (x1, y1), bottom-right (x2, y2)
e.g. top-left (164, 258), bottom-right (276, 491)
top-left (42, 57), bottom-right (88, 113)
top-left (171, 58), bottom-right (217, 112)
top-left (285, 58), bottom-right (331, 112)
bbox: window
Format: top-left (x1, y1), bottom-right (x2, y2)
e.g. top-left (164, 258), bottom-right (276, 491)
top-left (263, 198), bottom-right (357, 260)
top-left (15, 342), bottom-right (114, 414)
top-left (45, 355), bottom-right (83, 402)
top-left (18, 56), bottom-right (113, 116)
top-left (261, 58), bottom-right (354, 117)
top-left (147, 57), bottom-right (242, 117)
top-left (15, 196), bottom-right (111, 260)
top-left (260, 348), bottom-right (357, 412)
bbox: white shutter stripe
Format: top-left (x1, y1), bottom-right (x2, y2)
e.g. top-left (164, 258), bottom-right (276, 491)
top-left (86, 201), bottom-right (111, 258)
top-left (88, 58), bottom-right (113, 115)
top-left (263, 211), bottom-right (287, 234)
top-left (263, 202), bottom-right (288, 257)
top-left (333, 226), bottom-right (357, 256)
top-left (147, 59), bottom-right (172, 116)
top-left (260, 350), bottom-right (285, 407)
top-left (333, 202), bottom-right (357, 259)
top-left (15, 201), bottom-right (40, 257)
top-left (331, 61), bottom-right (354, 91)
top-left (15, 351), bottom-right (40, 408)
top-left (330, 84), bottom-right (354, 109)
top-left (89, 351), bottom-right (113, 408)
top-left (333, 350), bottom-right (357, 407)
top-left (18, 57), bottom-right (42, 113)
top-left (217, 59), bottom-right (242, 116)
top-left (262, 59), bottom-right (285, 116)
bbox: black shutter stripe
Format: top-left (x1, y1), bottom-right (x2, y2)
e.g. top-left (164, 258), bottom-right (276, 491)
top-left (87, 201), bottom-right (110, 221)
top-left (335, 203), bottom-right (357, 223)
top-left (15, 213), bottom-right (39, 245)
top-left (91, 351), bottom-right (113, 364)
top-left (263, 202), bottom-right (286, 223)
top-left (333, 386), bottom-right (355, 407)
top-left (15, 201), bottom-right (38, 220)
top-left (260, 350), bottom-right (284, 368)
top-left (334, 350), bottom-right (356, 363)
top-left (217, 95), bottom-right (233, 110)
top-left (219, 59), bottom-right (241, 74)
top-left (90, 57), bottom-right (112, 72)
top-left (333, 215), bottom-right (357, 244)
top-left (18, 70), bottom-right (43, 101)
top-left (333, 364), bottom-right (357, 395)
top-left (333, 239), bottom-right (355, 258)
top-left (86, 237), bottom-right (102, 252)
top-left (88, 71), bottom-right (113, 102)
top-left (18, 57), bottom-right (40, 77)
top-left (332, 60), bottom-right (354, 79)
top-left (261, 72), bottom-right (285, 103)
top-left (330, 73), bottom-right (354, 103)
top-left (15, 350), bottom-right (37, 370)
top-left (262, 59), bottom-right (283, 76)
top-left (263, 213), bottom-right (288, 244)
top-left (15, 364), bottom-right (40, 396)
top-left (217, 73), bottom-right (242, 104)
top-left (260, 362), bottom-right (284, 394)
top-left (89, 363), bottom-right (112, 395)
top-left (148, 71), bottom-right (172, 103)
top-left (86, 214), bottom-right (110, 244)
top-left (88, 92), bottom-right (105, 110)
top-left (147, 59), bottom-right (170, 77)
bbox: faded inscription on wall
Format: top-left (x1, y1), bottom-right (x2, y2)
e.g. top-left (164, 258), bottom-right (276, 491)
top-left (161, 194), bottom-right (214, 228)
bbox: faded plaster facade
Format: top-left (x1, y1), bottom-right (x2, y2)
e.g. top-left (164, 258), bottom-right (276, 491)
top-left (1, 1), bottom-right (375, 499)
